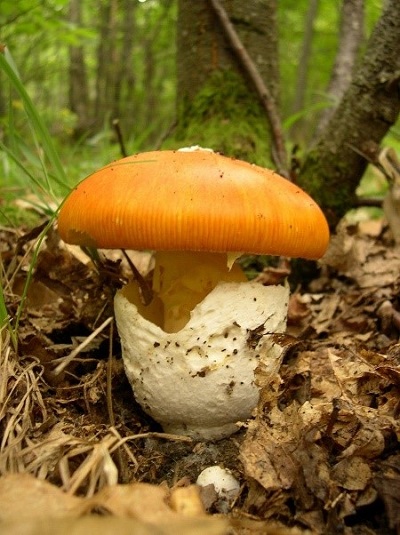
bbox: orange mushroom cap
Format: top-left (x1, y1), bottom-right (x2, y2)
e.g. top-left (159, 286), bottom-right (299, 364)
top-left (58, 149), bottom-right (329, 259)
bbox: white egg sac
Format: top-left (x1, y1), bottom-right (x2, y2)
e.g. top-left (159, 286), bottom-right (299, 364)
top-left (114, 281), bottom-right (289, 440)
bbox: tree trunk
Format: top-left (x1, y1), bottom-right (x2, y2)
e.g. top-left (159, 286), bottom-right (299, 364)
top-left (315, 0), bottom-right (364, 136)
top-left (291, 0), bottom-right (319, 142)
top-left (94, 0), bottom-right (119, 130)
top-left (113, 0), bottom-right (136, 131)
top-left (68, 0), bottom-right (91, 137)
top-left (298, 0), bottom-right (400, 228)
top-left (175, 0), bottom-right (280, 167)
top-left (142, 1), bottom-right (174, 144)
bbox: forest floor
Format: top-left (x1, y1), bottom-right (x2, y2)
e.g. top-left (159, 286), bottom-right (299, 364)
top-left (0, 214), bottom-right (400, 535)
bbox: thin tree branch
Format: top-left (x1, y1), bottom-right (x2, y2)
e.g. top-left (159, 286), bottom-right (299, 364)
top-left (208, 0), bottom-right (288, 177)
top-left (315, 0), bottom-right (364, 138)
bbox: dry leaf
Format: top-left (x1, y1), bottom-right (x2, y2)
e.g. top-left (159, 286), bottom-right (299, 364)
top-left (0, 474), bottom-right (228, 535)
top-left (0, 515), bottom-right (228, 535)
top-left (92, 483), bottom-right (176, 521)
top-left (169, 486), bottom-right (206, 517)
top-left (0, 474), bottom-right (87, 522)
top-left (331, 456), bottom-right (371, 491)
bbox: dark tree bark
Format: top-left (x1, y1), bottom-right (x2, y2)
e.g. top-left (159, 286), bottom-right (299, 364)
top-left (298, 0), bottom-right (400, 228)
top-left (68, 0), bottom-right (91, 137)
top-left (175, 0), bottom-right (281, 168)
top-left (315, 0), bottom-right (364, 136)
top-left (177, 0), bottom-right (279, 104)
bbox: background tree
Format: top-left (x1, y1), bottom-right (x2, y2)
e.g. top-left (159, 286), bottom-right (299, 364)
top-left (315, 0), bottom-right (364, 137)
top-left (174, 0), bottom-right (399, 226)
top-left (68, 0), bottom-right (91, 137)
top-left (0, 0), bottom-right (176, 152)
top-left (94, 0), bottom-right (121, 130)
top-left (174, 0), bottom-right (281, 168)
top-left (290, 0), bottom-right (320, 143)
top-left (299, 0), bottom-right (400, 226)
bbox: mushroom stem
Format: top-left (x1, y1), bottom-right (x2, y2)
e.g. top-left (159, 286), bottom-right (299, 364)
top-left (122, 251), bottom-right (247, 333)
top-left (153, 251), bottom-right (247, 332)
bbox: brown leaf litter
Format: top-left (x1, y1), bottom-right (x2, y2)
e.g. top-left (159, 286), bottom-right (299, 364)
top-left (1, 216), bottom-right (400, 534)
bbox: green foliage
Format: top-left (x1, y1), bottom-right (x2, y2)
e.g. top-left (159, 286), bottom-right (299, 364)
top-left (1, 0), bottom-right (176, 153)
top-left (282, 101), bottom-right (333, 131)
top-left (0, 0), bottom-right (386, 165)
top-left (278, 1), bottom-right (382, 129)
top-left (0, 47), bottom-right (69, 201)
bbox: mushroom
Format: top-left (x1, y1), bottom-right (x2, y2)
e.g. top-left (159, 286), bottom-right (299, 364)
top-left (58, 147), bottom-right (329, 440)
top-left (196, 466), bottom-right (240, 512)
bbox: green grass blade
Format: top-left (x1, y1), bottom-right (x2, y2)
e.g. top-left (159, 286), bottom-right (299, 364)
top-left (0, 46), bottom-right (69, 198)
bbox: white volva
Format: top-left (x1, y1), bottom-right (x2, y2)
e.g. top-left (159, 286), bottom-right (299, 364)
top-left (114, 281), bottom-right (289, 440)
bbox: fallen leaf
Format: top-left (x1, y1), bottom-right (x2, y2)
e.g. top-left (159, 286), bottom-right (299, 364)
top-left (0, 515), bottom-right (228, 535)
top-left (0, 474), bottom-right (87, 522)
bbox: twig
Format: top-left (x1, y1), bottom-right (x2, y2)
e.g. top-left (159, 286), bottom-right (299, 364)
top-left (122, 249), bottom-right (153, 305)
top-left (106, 320), bottom-right (115, 428)
top-left (208, 0), bottom-right (288, 176)
top-left (54, 317), bottom-right (114, 376)
top-left (154, 119), bottom-right (177, 150)
top-left (355, 196), bottom-right (383, 208)
top-left (112, 118), bottom-right (127, 158)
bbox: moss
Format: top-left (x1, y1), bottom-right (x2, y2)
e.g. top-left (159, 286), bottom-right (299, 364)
top-left (165, 69), bottom-right (273, 167)
top-left (298, 148), bottom-right (357, 228)
top-left (0, 203), bottom-right (42, 228)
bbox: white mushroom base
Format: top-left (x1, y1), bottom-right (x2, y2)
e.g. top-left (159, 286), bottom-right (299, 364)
top-left (114, 281), bottom-right (289, 441)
